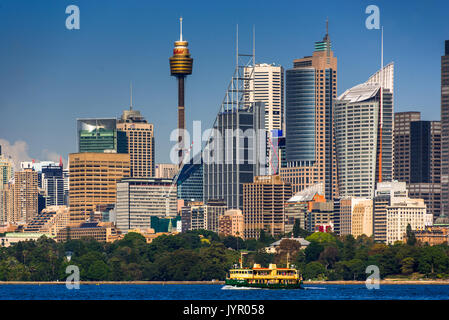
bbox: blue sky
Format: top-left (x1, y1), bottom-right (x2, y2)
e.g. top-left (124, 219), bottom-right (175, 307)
top-left (0, 0), bottom-right (448, 165)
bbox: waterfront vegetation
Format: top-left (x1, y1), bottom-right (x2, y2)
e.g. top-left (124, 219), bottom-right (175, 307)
top-left (1, 227), bottom-right (449, 281)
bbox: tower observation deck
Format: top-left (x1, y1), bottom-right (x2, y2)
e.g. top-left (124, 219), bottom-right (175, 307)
top-left (169, 17), bottom-right (193, 167)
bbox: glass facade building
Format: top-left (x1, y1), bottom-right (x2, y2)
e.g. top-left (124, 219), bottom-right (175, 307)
top-left (77, 118), bottom-right (127, 153)
top-left (285, 68), bottom-right (316, 164)
top-left (177, 161), bottom-right (203, 202)
top-left (203, 102), bottom-right (266, 210)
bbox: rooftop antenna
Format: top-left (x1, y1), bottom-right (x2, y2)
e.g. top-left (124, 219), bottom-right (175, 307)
top-left (179, 17), bottom-right (183, 41)
top-left (130, 82), bottom-right (133, 111)
top-left (253, 24), bottom-right (256, 65)
top-left (378, 26), bottom-right (384, 183)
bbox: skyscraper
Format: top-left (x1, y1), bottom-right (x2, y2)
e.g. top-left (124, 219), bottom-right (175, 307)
top-left (77, 118), bottom-right (127, 154)
top-left (280, 24), bottom-right (338, 199)
top-left (116, 177), bottom-right (177, 232)
top-left (334, 64), bottom-right (394, 198)
top-left (243, 175), bottom-right (292, 239)
top-left (14, 167), bottom-right (38, 223)
top-left (203, 102), bottom-right (266, 210)
top-left (117, 97), bottom-right (155, 178)
top-left (441, 40), bottom-right (449, 217)
top-left (408, 120), bottom-right (442, 218)
top-left (244, 63), bottom-right (284, 132)
top-left (394, 112), bottom-right (421, 183)
top-left (68, 152), bottom-right (130, 226)
top-left (41, 163), bottom-right (64, 207)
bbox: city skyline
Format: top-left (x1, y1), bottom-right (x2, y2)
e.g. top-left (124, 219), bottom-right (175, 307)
top-left (1, 0), bottom-right (449, 166)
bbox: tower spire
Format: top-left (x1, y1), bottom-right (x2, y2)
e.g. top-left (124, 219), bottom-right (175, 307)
top-left (130, 82), bottom-right (133, 111)
top-left (179, 17), bottom-right (183, 41)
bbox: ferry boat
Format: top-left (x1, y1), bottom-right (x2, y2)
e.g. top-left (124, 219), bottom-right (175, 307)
top-left (225, 254), bottom-right (304, 289)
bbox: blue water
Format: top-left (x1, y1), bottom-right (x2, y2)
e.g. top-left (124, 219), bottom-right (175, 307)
top-left (0, 284), bottom-right (448, 300)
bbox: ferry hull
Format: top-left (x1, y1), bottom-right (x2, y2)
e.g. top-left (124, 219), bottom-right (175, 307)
top-left (225, 279), bottom-right (303, 290)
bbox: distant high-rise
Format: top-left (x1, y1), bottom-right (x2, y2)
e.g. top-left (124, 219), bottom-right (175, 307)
top-left (68, 152), bottom-right (130, 226)
top-left (77, 118), bottom-right (127, 154)
top-left (0, 153), bottom-right (13, 189)
top-left (155, 164), bottom-right (178, 179)
top-left (243, 175), bottom-right (292, 239)
top-left (244, 63), bottom-right (284, 132)
top-left (441, 40), bottom-right (449, 217)
top-left (280, 24), bottom-right (338, 199)
top-left (177, 158), bottom-right (203, 203)
top-left (408, 121), bottom-right (442, 219)
top-left (41, 163), bottom-right (64, 207)
top-left (14, 168), bottom-right (38, 223)
top-left (335, 64), bottom-right (394, 198)
top-left (203, 102), bottom-right (266, 210)
top-left (394, 112), bottom-right (421, 183)
top-left (116, 177), bottom-right (177, 232)
top-left (339, 197), bottom-right (373, 238)
top-left (117, 95), bottom-right (155, 178)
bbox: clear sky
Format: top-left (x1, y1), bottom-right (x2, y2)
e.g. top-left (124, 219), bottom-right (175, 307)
top-left (0, 0), bottom-right (448, 167)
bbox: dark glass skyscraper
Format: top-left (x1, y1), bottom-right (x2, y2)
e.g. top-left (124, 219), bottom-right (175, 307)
top-left (441, 40), bottom-right (449, 217)
top-left (409, 120), bottom-right (442, 219)
top-left (203, 102), bottom-right (266, 210)
top-left (280, 28), bottom-right (338, 200)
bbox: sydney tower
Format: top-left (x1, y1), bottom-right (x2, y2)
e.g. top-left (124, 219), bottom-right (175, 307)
top-left (169, 17), bottom-right (193, 167)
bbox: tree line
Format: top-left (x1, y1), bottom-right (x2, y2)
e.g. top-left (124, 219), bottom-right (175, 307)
top-left (0, 227), bottom-right (448, 281)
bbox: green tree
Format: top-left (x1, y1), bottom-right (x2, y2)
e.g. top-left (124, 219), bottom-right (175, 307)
top-left (401, 257), bottom-right (415, 275)
top-left (303, 262), bottom-right (326, 280)
top-left (406, 224), bottom-right (417, 246)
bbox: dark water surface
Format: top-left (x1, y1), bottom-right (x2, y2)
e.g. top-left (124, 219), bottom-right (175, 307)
top-left (0, 284), bottom-right (449, 300)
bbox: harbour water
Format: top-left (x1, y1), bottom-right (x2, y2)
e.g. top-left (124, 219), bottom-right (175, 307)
top-left (0, 284), bottom-right (448, 300)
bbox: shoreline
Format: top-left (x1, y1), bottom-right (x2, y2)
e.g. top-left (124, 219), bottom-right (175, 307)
top-left (1, 280), bottom-right (449, 285)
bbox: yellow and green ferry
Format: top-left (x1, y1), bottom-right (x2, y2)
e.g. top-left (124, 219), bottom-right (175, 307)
top-left (225, 255), bottom-right (303, 289)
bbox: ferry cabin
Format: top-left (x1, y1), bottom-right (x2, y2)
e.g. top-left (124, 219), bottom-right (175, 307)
top-left (228, 264), bottom-right (300, 285)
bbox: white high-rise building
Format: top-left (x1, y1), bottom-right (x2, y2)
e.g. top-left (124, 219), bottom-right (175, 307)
top-left (335, 63), bottom-right (394, 198)
top-left (373, 181), bottom-right (432, 244)
top-left (245, 63), bottom-right (284, 132)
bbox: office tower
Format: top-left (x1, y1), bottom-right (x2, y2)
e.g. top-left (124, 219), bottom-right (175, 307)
top-left (0, 153), bottom-right (13, 189)
top-left (394, 112), bottom-right (421, 182)
top-left (177, 159), bottom-right (203, 202)
top-left (243, 175), bottom-right (292, 239)
top-left (408, 121), bottom-right (442, 218)
top-left (77, 118), bottom-right (127, 153)
top-left (117, 98), bottom-right (155, 178)
top-left (180, 200), bottom-right (227, 233)
top-left (155, 164), bottom-right (178, 179)
top-left (280, 25), bottom-right (338, 199)
top-left (169, 17), bottom-right (193, 166)
top-left (339, 198), bottom-right (373, 237)
top-left (373, 181), bottom-right (432, 244)
top-left (0, 151), bottom-right (14, 224)
top-left (115, 177), bottom-right (177, 232)
top-left (335, 64), bottom-right (394, 198)
top-left (13, 168), bottom-right (38, 224)
top-left (68, 152), bottom-right (130, 226)
top-left (41, 163), bottom-right (64, 207)
top-left (442, 40), bottom-right (449, 218)
top-left (203, 102), bottom-right (266, 210)
top-left (218, 209), bottom-right (244, 238)
top-left (63, 168), bottom-right (69, 206)
top-left (244, 63), bottom-right (284, 132)
top-left (244, 63), bottom-right (284, 175)
top-left (0, 183), bottom-right (14, 224)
